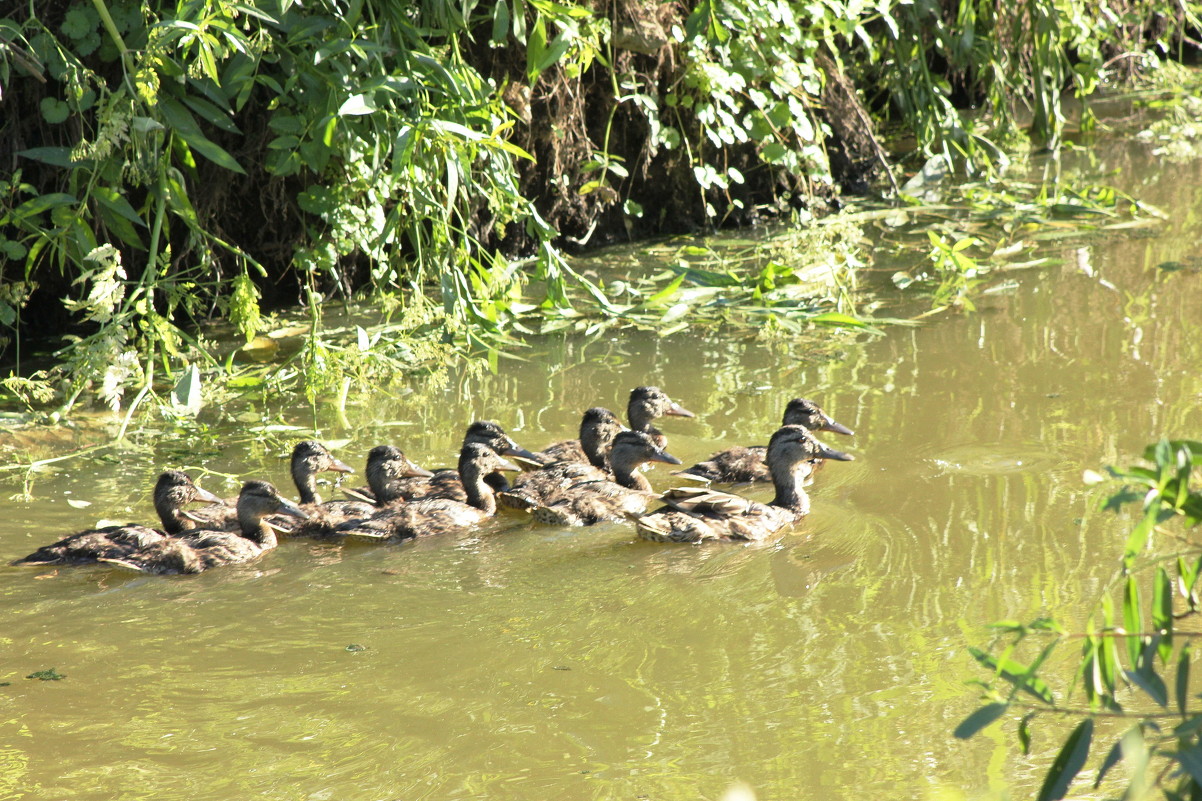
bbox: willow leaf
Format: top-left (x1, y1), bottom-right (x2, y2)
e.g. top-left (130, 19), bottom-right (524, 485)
top-left (1036, 718), bottom-right (1092, 801)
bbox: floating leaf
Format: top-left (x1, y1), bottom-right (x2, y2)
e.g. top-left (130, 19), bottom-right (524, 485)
top-left (26, 668), bottom-right (66, 681)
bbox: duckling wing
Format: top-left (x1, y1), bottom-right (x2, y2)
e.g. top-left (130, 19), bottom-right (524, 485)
top-left (675, 446), bottom-right (771, 484)
top-left (98, 539), bottom-right (204, 575)
top-left (634, 509), bottom-right (727, 543)
top-left (635, 488), bottom-right (794, 543)
top-left (532, 481), bottom-right (653, 526)
top-left (388, 470), bottom-right (468, 502)
top-left (178, 531), bottom-right (265, 567)
top-left (180, 503), bottom-right (239, 531)
top-left (535, 438), bottom-right (588, 465)
top-left (339, 499), bottom-right (485, 541)
top-left (658, 487), bottom-right (758, 516)
top-left (12, 524), bottom-right (168, 566)
top-left (273, 499), bottom-right (377, 538)
top-left (510, 461), bottom-right (608, 503)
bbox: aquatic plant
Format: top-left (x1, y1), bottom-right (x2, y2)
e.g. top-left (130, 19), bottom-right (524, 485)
top-left (959, 440), bottom-right (1202, 799)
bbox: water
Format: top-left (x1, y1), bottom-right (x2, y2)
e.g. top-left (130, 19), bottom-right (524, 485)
top-left (3, 138), bottom-right (1202, 800)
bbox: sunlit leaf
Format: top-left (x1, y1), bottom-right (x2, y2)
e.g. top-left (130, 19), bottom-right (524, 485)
top-left (1123, 577), bottom-right (1141, 665)
top-left (171, 363), bottom-right (203, 416)
top-left (1123, 505), bottom-right (1160, 569)
top-left (338, 94), bottom-right (376, 116)
top-left (1154, 567), bottom-right (1173, 662)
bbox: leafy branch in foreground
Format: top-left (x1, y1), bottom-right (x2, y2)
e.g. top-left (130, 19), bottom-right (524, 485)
top-left (959, 440), bottom-right (1202, 800)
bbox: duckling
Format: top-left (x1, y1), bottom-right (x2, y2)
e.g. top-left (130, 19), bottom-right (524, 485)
top-left (374, 421), bottom-right (535, 503)
top-left (499, 408), bottom-right (626, 509)
top-left (11, 471), bottom-right (224, 567)
top-left (674, 398), bottom-right (854, 484)
top-left (526, 431), bottom-right (682, 526)
top-left (626, 386), bottom-right (695, 449)
top-left (337, 443), bottom-right (519, 542)
top-left (98, 538), bottom-right (204, 575)
top-left (527, 407), bottom-right (627, 468)
top-left (175, 480), bottom-right (308, 568)
top-left (281, 443), bottom-right (433, 538)
top-left (184, 440), bottom-right (357, 532)
top-left (633, 425), bottom-right (853, 544)
top-left (340, 445), bottom-right (435, 504)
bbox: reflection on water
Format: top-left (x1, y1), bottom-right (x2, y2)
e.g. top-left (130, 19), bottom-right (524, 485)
top-left (3, 139), bottom-right (1202, 800)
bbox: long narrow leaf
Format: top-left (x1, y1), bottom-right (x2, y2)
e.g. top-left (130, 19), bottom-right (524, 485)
top-left (1154, 566), bottom-right (1173, 662)
top-left (1124, 505), bottom-right (1160, 569)
top-left (1123, 576), bottom-right (1142, 666)
top-left (1036, 719), bottom-right (1093, 801)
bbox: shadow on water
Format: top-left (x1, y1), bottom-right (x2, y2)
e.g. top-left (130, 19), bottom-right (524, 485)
top-left (3, 136), bottom-right (1202, 800)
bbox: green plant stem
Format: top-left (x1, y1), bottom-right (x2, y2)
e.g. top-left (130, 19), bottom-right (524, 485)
top-left (90, 0), bottom-right (136, 90)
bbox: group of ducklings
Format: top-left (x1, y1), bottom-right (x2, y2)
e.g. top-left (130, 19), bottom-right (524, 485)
top-left (13, 387), bottom-right (855, 575)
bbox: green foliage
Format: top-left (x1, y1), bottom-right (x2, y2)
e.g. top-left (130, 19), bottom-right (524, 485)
top-left (673, 0), bottom-right (831, 217)
top-left (961, 440), bottom-right (1202, 800)
top-left (1, 0), bottom-right (1198, 425)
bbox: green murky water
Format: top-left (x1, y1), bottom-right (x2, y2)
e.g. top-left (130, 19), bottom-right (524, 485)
top-left (3, 138), bottom-right (1202, 801)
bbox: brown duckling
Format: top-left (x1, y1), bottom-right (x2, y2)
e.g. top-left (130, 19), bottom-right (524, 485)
top-left (99, 538), bottom-right (204, 575)
top-left (527, 407), bottom-right (627, 469)
top-left (337, 443), bottom-right (519, 542)
top-left (184, 440), bottom-right (357, 532)
top-left (674, 398), bottom-right (853, 484)
top-left (341, 445), bottom-right (435, 504)
top-left (374, 421), bottom-right (535, 503)
top-left (500, 408), bottom-right (627, 509)
top-left (626, 386), bottom-right (695, 449)
top-left (634, 425), bottom-right (853, 544)
top-left (282, 444), bottom-right (432, 538)
top-left (12, 471), bottom-right (224, 567)
top-left (526, 431), bottom-right (682, 527)
top-left (175, 480), bottom-right (308, 568)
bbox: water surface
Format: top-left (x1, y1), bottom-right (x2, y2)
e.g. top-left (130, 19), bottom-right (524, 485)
top-left (3, 139), bottom-right (1202, 800)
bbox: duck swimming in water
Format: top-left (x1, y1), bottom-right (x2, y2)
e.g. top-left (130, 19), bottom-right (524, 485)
top-left (100, 480), bottom-right (307, 573)
top-left (523, 431), bottom-right (682, 527)
top-left (276, 442), bottom-right (432, 538)
top-left (526, 406), bottom-right (627, 469)
top-left (12, 470), bottom-right (224, 567)
top-left (171, 480), bottom-right (308, 569)
top-left (674, 398), bottom-right (853, 485)
top-left (634, 425), bottom-right (854, 544)
top-left (337, 443), bottom-right (519, 542)
top-left (500, 408), bottom-right (626, 509)
top-left (626, 386), bottom-right (695, 450)
top-left (364, 421), bottom-right (535, 503)
top-left (184, 440), bottom-right (359, 532)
